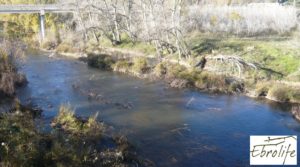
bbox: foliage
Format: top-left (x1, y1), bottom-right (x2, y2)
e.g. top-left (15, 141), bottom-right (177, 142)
top-left (131, 57), bottom-right (148, 74)
top-left (153, 62), bottom-right (167, 77)
top-left (252, 82), bottom-right (300, 103)
top-left (87, 53), bottom-right (115, 70)
top-left (270, 84), bottom-right (300, 103)
top-left (0, 0), bottom-right (59, 40)
top-left (165, 63), bottom-right (187, 79)
top-left (112, 60), bottom-right (132, 73)
top-left (56, 42), bottom-right (78, 53)
top-left (0, 111), bottom-right (41, 167)
top-left (267, 84), bottom-right (291, 102)
top-left (255, 82), bottom-right (272, 97)
top-left (194, 71), bottom-right (228, 92)
top-left (52, 105), bottom-right (104, 136)
top-left (0, 39), bottom-right (26, 96)
top-left (0, 105), bottom-right (143, 166)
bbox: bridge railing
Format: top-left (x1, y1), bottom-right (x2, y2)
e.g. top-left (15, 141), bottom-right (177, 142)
top-left (0, 4), bottom-right (76, 13)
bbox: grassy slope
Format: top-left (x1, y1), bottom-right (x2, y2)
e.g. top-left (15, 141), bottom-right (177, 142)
top-left (187, 32), bottom-right (300, 80)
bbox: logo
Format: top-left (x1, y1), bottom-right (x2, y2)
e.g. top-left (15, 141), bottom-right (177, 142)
top-left (250, 136), bottom-right (297, 165)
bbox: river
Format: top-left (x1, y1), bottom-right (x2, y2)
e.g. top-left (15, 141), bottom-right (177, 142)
top-left (16, 51), bottom-right (300, 166)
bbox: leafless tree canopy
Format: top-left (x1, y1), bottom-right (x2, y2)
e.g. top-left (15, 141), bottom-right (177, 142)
top-left (58, 0), bottom-right (298, 59)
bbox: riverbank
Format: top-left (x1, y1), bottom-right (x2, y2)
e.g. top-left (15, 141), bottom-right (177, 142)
top-left (12, 50), bottom-right (300, 166)
top-left (0, 39), bottom-right (27, 99)
top-left (52, 45), bottom-right (300, 104)
top-left (0, 103), bottom-right (151, 166)
top-left (0, 40), bottom-right (153, 166)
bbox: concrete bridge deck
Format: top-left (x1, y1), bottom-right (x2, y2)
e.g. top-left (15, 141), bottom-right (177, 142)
top-left (0, 4), bottom-right (75, 14)
top-left (0, 4), bottom-right (75, 40)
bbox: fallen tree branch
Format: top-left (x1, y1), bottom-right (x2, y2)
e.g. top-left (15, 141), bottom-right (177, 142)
top-left (205, 54), bottom-right (258, 77)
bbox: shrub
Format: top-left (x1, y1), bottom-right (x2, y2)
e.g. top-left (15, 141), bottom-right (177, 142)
top-left (267, 84), bottom-right (291, 102)
top-left (195, 71), bottom-right (228, 92)
top-left (52, 105), bottom-right (104, 136)
top-left (178, 68), bottom-right (200, 82)
top-left (290, 91), bottom-right (300, 104)
top-left (0, 106), bottom-right (145, 166)
top-left (87, 53), bottom-right (115, 70)
top-left (132, 57), bottom-right (148, 74)
top-left (52, 105), bottom-right (80, 133)
top-left (112, 60), bottom-right (132, 72)
top-left (41, 40), bottom-right (57, 50)
top-left (56, 42), bottom-right (78, 53)
top-left (255, 82), bottom-right (272, 97)
top-left (165, 63), bottom-right (186, 78)
top-left (153, 62), bottom-right (167, 77)
top-left (0, 40), bottom-right (26, 96)
top-left (228, 81), bottom-right (244, 93)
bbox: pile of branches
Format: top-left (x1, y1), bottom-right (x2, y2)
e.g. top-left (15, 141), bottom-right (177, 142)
top-left (206, 54), bottom-right (258, 77)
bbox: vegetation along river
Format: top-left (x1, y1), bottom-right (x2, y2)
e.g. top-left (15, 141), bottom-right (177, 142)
top-left (16, 51), bottom-right (300, 166)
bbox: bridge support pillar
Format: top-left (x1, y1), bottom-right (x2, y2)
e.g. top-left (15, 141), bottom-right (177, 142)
top-left (39, 10), bottom-right (45, 42)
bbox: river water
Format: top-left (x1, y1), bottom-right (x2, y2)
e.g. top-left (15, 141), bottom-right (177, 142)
top-left (17, 51), bottom-right (300, 166)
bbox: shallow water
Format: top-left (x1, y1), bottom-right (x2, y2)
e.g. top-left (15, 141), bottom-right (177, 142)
top-left (17, 51), bottom-right (300, 166)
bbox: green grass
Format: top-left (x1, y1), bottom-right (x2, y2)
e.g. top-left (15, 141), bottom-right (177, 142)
top-left (52, 105), bottom-right (104, 136)
top-left (187, 33), bottom-right (300, 80)
top-left (253, 44), bottom-right (300, 75)
top-left (99, 34), bottom-right (156, 55)
top-left (287, 70), bottom-right (300, 82)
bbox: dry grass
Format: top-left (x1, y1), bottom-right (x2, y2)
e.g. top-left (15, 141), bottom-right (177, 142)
top-left (195, 71), bottom-right (228, 91)
top-left (112, 60), bottom-right (132, 73)
top-left (267, 84), bottom-right (291, 102)
top-left (132, 57), bottom-right (149, 74)
top-left (254, 82), bottom-right (300, 103)
top-left (0, 39), bottom-right (26, 96)
top-left (153, 62), bottom-right (167, 77)
top-left (52, 105), bottom-right (104, 136)
top-left (187, 3), bottom-right (297, 36)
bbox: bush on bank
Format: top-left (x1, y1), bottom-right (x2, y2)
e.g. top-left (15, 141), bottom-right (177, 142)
top-left (0, 39), bottom-right (27, 97)
top-left (255, 82), bottom-right (300, 103)
top-left (86, 53), bottom-right (244, 93)
top-left (87, 53), bottom-right (115, 70)
top-left (85, 50), bottom-right (300, 103)
top-left (132, 57), bottom-right (149, 74)
top-left (51, 105), bottom-right (104, 137)
top-left (0, 104), bottom-right (146, 167)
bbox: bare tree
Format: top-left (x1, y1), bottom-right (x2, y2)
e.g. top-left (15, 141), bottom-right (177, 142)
top-left (59, 0), bottom-right (193, 58)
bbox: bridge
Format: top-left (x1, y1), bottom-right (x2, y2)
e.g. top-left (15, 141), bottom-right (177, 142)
top-left (0, 4), bottom-right (76, 41)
